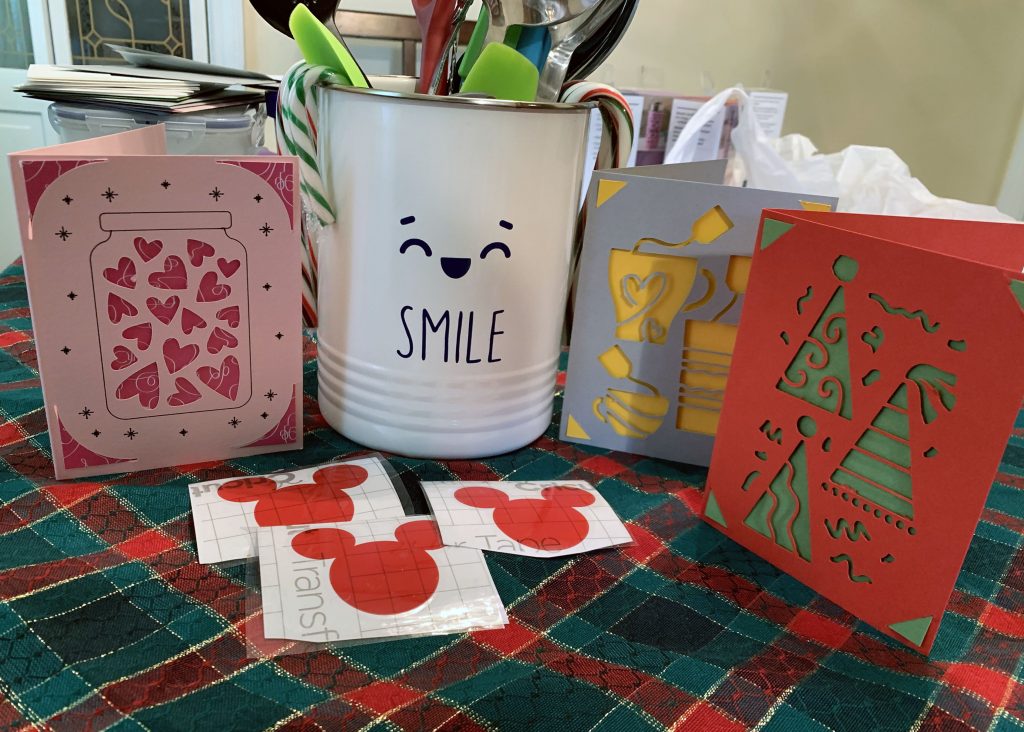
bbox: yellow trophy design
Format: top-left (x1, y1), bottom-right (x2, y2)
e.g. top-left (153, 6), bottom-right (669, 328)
top-left (592, 346), bottom-right (669, 439)
top-left (608, 205), bottom-right (733, 344)
top-left (677, 255), bottom-right (751, 436)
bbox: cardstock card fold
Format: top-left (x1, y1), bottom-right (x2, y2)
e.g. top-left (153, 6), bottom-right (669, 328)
top-left (561, 163), bottom-right (837, 466)
top-left (190, 457), bottom-right (407, 564)
top-left (703, 209), bottom-right (1024, 653)
top-left (258, 516), bottom-right (507, 642)
top-left (422, 481), bottom-right (632, 557)
top-left (9, 128), bottom-right (302, 479)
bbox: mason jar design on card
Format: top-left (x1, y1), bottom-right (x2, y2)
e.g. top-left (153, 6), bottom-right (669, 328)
top-left (91, 211), bottom-right (252, 419)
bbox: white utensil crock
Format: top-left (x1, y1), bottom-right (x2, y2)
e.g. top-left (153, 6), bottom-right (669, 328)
top-left (315, 80), bottom-right (590, 458)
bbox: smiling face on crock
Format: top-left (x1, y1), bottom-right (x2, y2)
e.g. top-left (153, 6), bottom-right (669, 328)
top-left (398, 215), bottom-right (513, 279)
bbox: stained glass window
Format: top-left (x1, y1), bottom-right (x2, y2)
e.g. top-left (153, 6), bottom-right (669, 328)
top-left (66, 0), bottom-right (192, 64)
top-left (0, 0), bottom-right (34, 69)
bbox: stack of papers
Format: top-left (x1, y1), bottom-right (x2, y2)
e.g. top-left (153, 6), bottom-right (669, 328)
top-left (189, 458), bottom-right (633, 649)
top-left (17, 63), bottom-right (268, 113)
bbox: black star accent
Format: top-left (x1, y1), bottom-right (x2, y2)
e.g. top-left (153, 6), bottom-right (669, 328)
top-left (228, 417), bottom-right (241, 428)
top-left (274, 332), bottom-right (283, 340)
top-left (260, 223), bottom-right (273, 236)
top-left (254, 194), bottom-right (263, 203)
top-left (161, 180), bottom-right (171, 189)
top-left (179, 428), bottom-right (188, 436)
top-left (260, 412), bottom-right (269, 419)
top-left (91, 429), bottom-right (101, 437)
top-left (265, 389), bottom-right (277, 401)
top-left (56, 227), bottom-right (71, 241)
top-left (124, 428), bottom-right (138, 440)
top-left (79, 407), bottom-right (93, 419)
top-left (67, 291), bottom-right (77, 301)
top-left (209, 187), bottom-right (223, 201)
top-left (60, 346), bottom-right (71, 355)
top-left (262, 282), bottom-right (272, 291)
top-left (62, 195), bottom-right (73, 205)
top-left (102, 187), bottom-right (118, 202)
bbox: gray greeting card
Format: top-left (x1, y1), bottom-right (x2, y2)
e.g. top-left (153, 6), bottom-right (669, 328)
top-left (561, 161), bottom-right (837, 466)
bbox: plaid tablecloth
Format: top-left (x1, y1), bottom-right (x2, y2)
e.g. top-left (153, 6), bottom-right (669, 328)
top-left (0, 259), bottom-right (1022, 732)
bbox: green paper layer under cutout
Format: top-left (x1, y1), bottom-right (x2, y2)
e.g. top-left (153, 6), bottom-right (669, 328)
top-left (760, 219), bottom-right (794, 250)
top-left (704, 492), bottom-right (727, 526)
top-left (888, 615), bottom-right (933, 647)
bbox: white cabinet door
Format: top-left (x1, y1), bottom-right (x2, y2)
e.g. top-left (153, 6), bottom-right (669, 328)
top-left (0, 0), bottom-right (245, 268)
top-left (0, 1), bottom-right (55, 266)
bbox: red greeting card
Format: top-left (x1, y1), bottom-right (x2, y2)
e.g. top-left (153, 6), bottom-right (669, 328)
top-left (10, 127), bottom-right (303, 479)
top-left (703, 209), bottom-right (1024, 653)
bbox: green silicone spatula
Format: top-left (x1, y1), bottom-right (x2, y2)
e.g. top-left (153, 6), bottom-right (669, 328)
top-left (460, 42), bottom-right (539, 102)
top-left (289, 3), bottom-right (370, 87)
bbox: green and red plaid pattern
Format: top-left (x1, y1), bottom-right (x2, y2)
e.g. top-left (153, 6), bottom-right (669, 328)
top-left (0, 259), bottom-right (1022, 731)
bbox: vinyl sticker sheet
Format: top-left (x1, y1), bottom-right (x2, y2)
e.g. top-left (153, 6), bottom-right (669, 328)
top-left (421, 481), bottom-right (633, 558)
top-left (9, 127), bottom-right (302, 478)
top-left (190, 457), bottom-right (406, 564)
top-left (703, 209), bottom-right (1024, 653)
top-left (258, 516), bottom-right (507, 642)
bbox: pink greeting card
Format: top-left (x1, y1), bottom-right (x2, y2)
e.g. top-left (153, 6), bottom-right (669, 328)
top-left (9, 126), bottom-right (303, 479)
top-left (258, 516), bottom-right (507, 642)
top-left (421, 481), bottom-right (633, 557)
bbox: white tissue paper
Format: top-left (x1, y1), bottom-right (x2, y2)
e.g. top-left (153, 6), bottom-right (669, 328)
top-left (665, 86), bottom-right (1015, 223)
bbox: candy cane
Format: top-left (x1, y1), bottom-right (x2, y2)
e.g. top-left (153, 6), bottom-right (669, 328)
top-left (559, 81), bottom-right (635, 169)
top-left (277, 62), bottom-right (339, 226)
top-left (559, 81), bottom-right (636, 338)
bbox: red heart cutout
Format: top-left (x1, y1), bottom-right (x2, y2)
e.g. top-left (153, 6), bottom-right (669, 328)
top-left (197, 355), bottom-right (240, 399)
top-left (162, 338), bottom-right (199, 374)
top-left (134, 237), bottom-right (163, 262)
top-left (187, 239), bottom-right (215, 267)
top-left (107, 293), bottom-right (138, 324)
top-left (146, 295), bottom-right (180, 325)
top-left (122, 323), bottom-right (153, 350)
top-left (206, 326), bottom-right (238, 354)
top-left (217, 258), bottom-right (241, 277)
top-left (148, 255), bottom-right (188, 290)
top-left (197, 271), bottom-right (231, 302)
top-left (111, 345), bottom-right (138, 370)
top-left (215, 306), bottom-right (240, 328)
top-left (181, 308), bottom-right (207, 335)
top-left (103, 257), bottom-right (136, 289)
top-left (218, 464), bottom-right (369, 526)
top-left (115, 362), bottom-right (160, 409)
top-left (168, 377), bottom-right (201, 406)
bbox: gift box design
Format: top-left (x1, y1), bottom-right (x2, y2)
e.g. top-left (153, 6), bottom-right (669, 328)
top-left (703, 209), bottom-right (1024, 652)
top-left (10, 128), bottom-right (303, 479)
top-left (561, 162), bottom-right (836, 465)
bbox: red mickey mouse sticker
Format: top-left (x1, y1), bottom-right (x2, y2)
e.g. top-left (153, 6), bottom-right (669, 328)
top-left (291, 520), bottom-right (444, 615)
top-left (217, 464), bottom-right (369, 526)
top-left (421, 480), bottom-right (634, 558)
top-left (454, 484), bottom-right (596, 551)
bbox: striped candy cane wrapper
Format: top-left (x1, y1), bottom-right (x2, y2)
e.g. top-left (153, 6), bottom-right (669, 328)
top-left (276, 62), bottom-right (343, 327)
top-left (559, 81), bottom-right (636, 338)
top-left (559, 81), bottom-right (635, 169)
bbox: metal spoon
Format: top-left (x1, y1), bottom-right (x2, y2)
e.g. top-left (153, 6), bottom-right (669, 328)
top-left (535, 0), bottom-right (622, 101)
top-left (426, 0), bottom-right (476, 95)
top-left (482, 0), bottom-right (602, 46)
top-left (566, 0), bottom-right (637, 81)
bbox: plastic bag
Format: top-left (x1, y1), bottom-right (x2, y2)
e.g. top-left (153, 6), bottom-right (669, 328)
top-left (664, 86), bottom-right (1015, 223)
